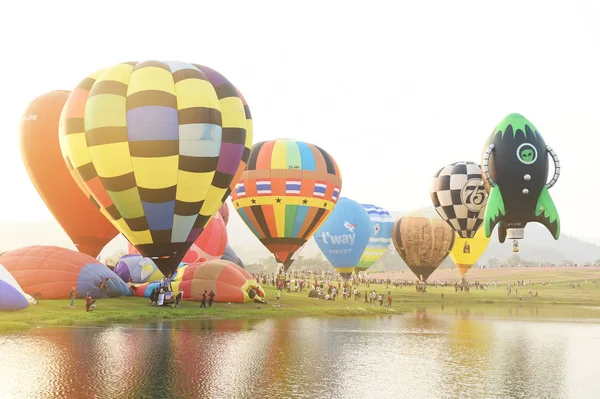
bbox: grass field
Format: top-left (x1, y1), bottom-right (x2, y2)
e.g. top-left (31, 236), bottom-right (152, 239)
top-left (2, 267), bottom-right (600, 333)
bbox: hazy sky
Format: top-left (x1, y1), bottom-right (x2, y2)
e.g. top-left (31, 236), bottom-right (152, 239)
top-left (2, 0), bottom-right (600, 240)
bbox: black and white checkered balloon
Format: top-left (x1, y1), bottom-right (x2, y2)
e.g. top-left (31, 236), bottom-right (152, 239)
top-left (430, 161), bottom-right (488, 239)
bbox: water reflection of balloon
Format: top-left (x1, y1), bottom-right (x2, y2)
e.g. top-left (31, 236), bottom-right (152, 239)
top-left (232, 138), bottom-right (342, 271)
top-left (59, 61), bottom-right (250, 277)
top-left (19, 90), bottom-right (118, 257)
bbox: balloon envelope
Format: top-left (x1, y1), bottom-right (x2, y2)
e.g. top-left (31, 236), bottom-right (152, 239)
top-left (391, 216), bottom-right (455, 282)
top-left (232, 139), bottom-right (342, 270)
top-left (0, 264), bottom-right (30, 311)
top-left (114, 254), bottom-right (162, 283)
top-left (355, 204), bottom-right (393, 272)
top-left (219, 202), bottom-right (230, 226)
top-left (449, 228), bottom-right (491, 276)
top-left (480, 113), bottom-right (560, 242)
top-left (59, 61), bottom-right (250, 276)
top-left (1, 246), bottom-right (130, 299)
top-left (430, 161), bottom-right (487, 239)
top-left (314, 197), bottom-right (371, 278)
top-left (221, 243), bottom-right (244, 268)
top-left (19, 90), bottom-right (117, 257)
top-left (132, 260), bottom-right (264, 303)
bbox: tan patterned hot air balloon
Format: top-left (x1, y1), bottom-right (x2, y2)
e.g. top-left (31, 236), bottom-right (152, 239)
top-left (392, 212), bottom-right (455, 282)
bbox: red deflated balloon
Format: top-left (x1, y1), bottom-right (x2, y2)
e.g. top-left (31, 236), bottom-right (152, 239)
top-left (19, 91), bottom-right (118, 257)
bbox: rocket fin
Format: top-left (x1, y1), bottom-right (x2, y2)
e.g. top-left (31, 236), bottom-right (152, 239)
top-left (535, 186), bottom-right (560, 239)
top-left (484, 186), bottom-right (506, 239)
top-left (498, 222), bottom-right (507, 244)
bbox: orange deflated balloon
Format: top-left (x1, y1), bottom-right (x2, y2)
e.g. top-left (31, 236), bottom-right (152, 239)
top-left (19, 91), bottom-right (118, 257)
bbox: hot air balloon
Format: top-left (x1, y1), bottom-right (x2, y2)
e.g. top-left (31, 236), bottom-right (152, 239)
top-left (59, 61), bottom-right (251, 277)
top-left (19, 90), bottom-right (118, 257)
top-left (430, 161), bottom-right (489, 275)
top-left (132, 260), bottom-right (265, 303)
top-left (1, 246), bottom-right (130, 299)
top-left (391, 214), bottom-right (455, 282)
top-left (219, 202), bottom-right (230, 226)
top-left (481, 113), bottom-right (560, 250)
top-left (221, 243), bottom-right (244, 268)
top-left (449, 228), bottom-right (490, 276)
top-left (314, 197), bottom-right (371, 279)
top-left (0, 264), bottom-right (31, 311)
top-left (232, 139), bottom-right (342, 272)
top-left (354, 204), bottom-right (393, 273)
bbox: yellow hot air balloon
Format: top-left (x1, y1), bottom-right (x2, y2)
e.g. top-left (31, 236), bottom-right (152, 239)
top-left (59, 61), bottom-right (251, 277)
top-left (449, 228), bottom-right (491, 276)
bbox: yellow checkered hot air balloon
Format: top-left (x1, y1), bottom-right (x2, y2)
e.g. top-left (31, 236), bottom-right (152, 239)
top-left (59, 61), bottom-right (252, 276)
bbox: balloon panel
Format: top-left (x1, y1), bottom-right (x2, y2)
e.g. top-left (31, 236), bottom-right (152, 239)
top-left (19, 90), bottom-right (117, 257)
top-left (232, 139), bottom-right (342, 266)
top-left (430, 162), bottom-right (487, 239)
top-left (59, 61), bottom-right (249, 276)
top-left (392, 216), bottom-right (455, 282)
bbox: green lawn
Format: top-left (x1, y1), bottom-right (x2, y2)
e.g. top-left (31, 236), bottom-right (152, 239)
top-left (2, 267), bottom-right (600, 333)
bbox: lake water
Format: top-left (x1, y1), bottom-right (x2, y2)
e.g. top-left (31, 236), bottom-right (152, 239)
top-left (1, 308), bottom-right (600, 399)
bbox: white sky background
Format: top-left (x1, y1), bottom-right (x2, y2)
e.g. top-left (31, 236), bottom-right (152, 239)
top-left (1, 0), bottom-right (599, 239)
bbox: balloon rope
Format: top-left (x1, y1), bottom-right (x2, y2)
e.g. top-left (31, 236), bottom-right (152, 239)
top-left (546, 145), bottom-right (560, 189)
top-left (482, 144), bottom-right (495, 187)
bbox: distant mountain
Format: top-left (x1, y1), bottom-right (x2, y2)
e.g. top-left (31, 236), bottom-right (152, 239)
top-left (1, 203), bottom-right (599, 268)
top-left (224, 204), bottom-right (600, 266)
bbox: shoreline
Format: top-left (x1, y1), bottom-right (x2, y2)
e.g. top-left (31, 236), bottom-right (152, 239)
top-left (3, 281), bottom-right (600, 333)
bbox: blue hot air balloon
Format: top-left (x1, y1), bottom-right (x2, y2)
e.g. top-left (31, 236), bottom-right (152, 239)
top-left (314, 197), bottom-right (372, 279)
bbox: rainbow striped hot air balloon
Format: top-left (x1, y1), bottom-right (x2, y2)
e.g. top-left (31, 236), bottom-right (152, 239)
top-left (59, 61), bottom-right (252, 277)
top-left (232, 139), bottom-right (342, 271)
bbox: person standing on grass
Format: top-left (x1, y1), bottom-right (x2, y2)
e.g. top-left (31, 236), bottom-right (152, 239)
top-left (387, 291), bottom-right (392, 309)
top-left (200, 290), bottom-right (207, 308)
top-left (208, 290), bottom-right (215, 307)
top-left (276, 287), bottom-right (282, 307)
top-left (69, 286), bottom-right (76, 308)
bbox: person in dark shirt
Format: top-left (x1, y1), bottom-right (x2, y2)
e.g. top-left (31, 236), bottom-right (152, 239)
top-left (208, 290), bottom-right (215, 307)
top-left (200, 290), bottom-right (207, 308)
top-left (85, 293), bottom-right (96, 312)
top-left (173, 290), bottom-right (183, 308)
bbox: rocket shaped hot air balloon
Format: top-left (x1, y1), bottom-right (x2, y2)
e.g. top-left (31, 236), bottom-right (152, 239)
top-left (480, 113), bottom-right (560, 246)
top-left (59, 61), bottom-right (252, 277)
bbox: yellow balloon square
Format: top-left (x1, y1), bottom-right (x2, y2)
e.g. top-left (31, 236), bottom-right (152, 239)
top-left (131, 155), bottom-right (178, 189)
top-left (175, 170), bottom-right (215, 202)
top-left (89, 142), bottom-right (133, 178)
